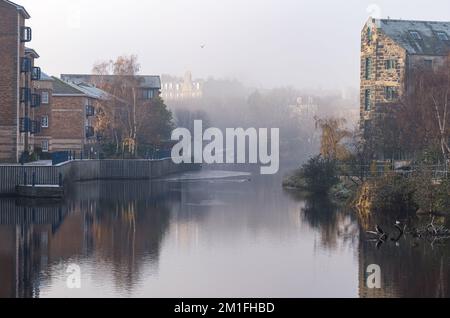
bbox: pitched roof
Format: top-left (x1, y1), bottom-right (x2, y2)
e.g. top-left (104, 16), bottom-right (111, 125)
top-left (2, 0), bottom-right (30, 18)
top-left (39, 72), bottom-right (53, 81)
top-left (61, 74), bottom-right (162, 89)
top-left (375, 18), bottom-right (450, 55)
top-left (52, 77), bottom-right (85, 96)
top-left (52, 77), bottom-right (112, 100)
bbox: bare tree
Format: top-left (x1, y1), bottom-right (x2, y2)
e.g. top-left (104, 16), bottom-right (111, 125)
top-left (393, 54), bottom-right (450, 166)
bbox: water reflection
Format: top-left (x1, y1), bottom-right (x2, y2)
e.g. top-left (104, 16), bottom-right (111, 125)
top-left (0, 170), bottom-right (448, 298)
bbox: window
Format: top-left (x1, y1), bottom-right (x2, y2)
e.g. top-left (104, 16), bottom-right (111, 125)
top-left (386, 59), bottom-right (396, 70)
top-left (364, 89), bottom-right (371, 111)
top-left (365, 58), bottom-right (372, 80)
top-left (367, 26), bottom-right (373, 43)
top-left (409, 31), bottom-right (422, 40)
top-left (143, 89), bottom-right (154, 100)
top-left (385, 87), bottom-right (397, 100)
top-left (41, 91), bottom-right (49, 104)
top-left (41, 115), bottom-right (49, 128)
top-left (424, 59), bottom-right (433, 69)
top-left (436, 31), bottom-right (449, 41)
top-left (41, 140), bottom-right (49, 152)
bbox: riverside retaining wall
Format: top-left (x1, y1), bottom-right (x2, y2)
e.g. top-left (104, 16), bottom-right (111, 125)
top-left (0, 159), bottom-right (194, 195)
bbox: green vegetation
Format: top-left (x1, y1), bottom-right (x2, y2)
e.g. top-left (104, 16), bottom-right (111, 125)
top-left (283, 155), bottom-right (339, 195)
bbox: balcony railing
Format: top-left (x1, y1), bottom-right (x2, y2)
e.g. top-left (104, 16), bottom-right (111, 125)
top-left (20, 87), bottom-right (31, 104)
top-left (86, 105), bottom-right (95, 117)
top-left (31, 93), bottom-right (41, 108)
top-left (20, 27), bottom-right (32, 42)
top-left (85, 126), bottom-right (95, 138)
top-left (19, 117), bottom-right (31, 133)
top-left (20, 57), bottom-right (32, 73)
top-left (30, 120), bottom-right (41, 134)
top-left (31, 67), bottom-right (41, 81)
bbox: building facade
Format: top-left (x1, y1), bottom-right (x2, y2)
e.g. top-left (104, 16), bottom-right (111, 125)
top-left (33, 72), bottom-right (53, 153)
top-left (361, 18), bottom-right (450, 135)
top-left (50, 78), bottom-right (106, 155)
top-left (161, 71), bottom-right (203, 101)
top-left (0, 0), bottom-right (42, 163)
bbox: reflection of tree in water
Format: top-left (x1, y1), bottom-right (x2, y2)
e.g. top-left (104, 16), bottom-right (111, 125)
top-left (359, 234), bottom-right (450, 298)
top-left (359, 212), bottom-right (450, 298)
top-left (77, 181), bottom-right (177, 292)
top-left (288, 192), bottom-right (359, 250)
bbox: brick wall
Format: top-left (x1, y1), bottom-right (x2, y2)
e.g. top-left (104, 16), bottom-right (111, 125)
top-left (33, 79), bottom-right (53, 152)
top-left (0, 2), bottom-right (19, 162)
top-left (51, 96), bottom-right (85, 152)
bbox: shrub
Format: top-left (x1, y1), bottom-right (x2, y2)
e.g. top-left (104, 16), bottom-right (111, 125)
top-left (412, 172), bottom-right (450, 214)
top-left (284, 155), bottom-right (339, 194)
top-left (368, 174), bottom-right (417, 214)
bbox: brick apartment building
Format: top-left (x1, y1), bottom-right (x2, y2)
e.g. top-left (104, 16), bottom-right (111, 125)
top-left (61, 74), bottom-right (162, 101)
top-left (360, 18), bottom-right (450, 135)
top-left (0, 0), bottom-right (42, 163)
top-left (50, 77), bottom-right (110, 155)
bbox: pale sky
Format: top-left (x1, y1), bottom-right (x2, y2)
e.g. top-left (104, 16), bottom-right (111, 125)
top-left (19, 0), bottom-right (450, 90)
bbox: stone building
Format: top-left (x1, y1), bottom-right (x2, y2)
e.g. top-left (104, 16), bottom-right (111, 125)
top-left (360, 18), bottom-right (450, 137)
top-left (0, 0), bottom-right (42, 163)
top-left (161, 71), bottom-right (203, 101)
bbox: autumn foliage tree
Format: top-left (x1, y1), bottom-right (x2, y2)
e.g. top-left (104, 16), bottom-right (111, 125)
top-left (315, 117), bottom-right (351, 161)
top-left (92, 55), bottom-right (173, 157)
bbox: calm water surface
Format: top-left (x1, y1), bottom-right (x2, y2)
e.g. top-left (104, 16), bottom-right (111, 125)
top-left (0, 169), bottom-right (448, 298)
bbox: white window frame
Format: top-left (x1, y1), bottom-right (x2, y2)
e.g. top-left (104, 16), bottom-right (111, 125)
top-left (41, 91), bottom-right (49, 104)
top-left (41, 115), bottom-right (49, 128)
top-left (41, 140), bottom-right (49, 152)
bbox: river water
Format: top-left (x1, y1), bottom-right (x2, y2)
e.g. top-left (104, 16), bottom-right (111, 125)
top-left (0, 168), bottom-right (448, 298)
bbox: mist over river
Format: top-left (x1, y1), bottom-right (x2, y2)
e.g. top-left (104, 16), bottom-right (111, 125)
top-left (0, 168), bottom-right (448, 298)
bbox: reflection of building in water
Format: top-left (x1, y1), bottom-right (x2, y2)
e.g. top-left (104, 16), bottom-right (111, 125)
top-left (0, 200), bottom-right (69, 298)
top-left (161, 71), bottom-right (203, 101)
top-left (0, 180), bottom-right (182, 298)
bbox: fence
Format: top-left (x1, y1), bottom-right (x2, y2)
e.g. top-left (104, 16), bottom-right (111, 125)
top-left (0, 159), bottom-right (196, 195)
top-left (338, 163), bottom-right (448, 181)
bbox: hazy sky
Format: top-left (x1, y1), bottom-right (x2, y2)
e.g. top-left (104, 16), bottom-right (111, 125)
top-left (19, 0), bottom-right (450, 90)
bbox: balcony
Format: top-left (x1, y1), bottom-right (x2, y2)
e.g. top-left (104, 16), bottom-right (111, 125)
top-left (20, 27), bottom-right (32, 42)
top-left (31, 67), bottom-right (41, 81)
top-left (86, 105), bottom-right (95, 117)
top-left (20, 57), bottom-right (32, 73)
top-left (31, 93), bottom-right (41, 108)
top-left (19, 117), bottom-right (31, 133)
top-left (20, 87), bottom-right (31, 104)
top-left (85, 126), bottom-right (95, 139)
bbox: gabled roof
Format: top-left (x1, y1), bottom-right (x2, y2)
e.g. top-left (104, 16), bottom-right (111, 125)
top-left (52, 77), bottom-right (111, 100)
top-left (52, 77), bottom-right (85, 96)
top-left (375, 18), bottom-right (450, 56)
top-left (39, 72), bottom-right (53, 81)
top-left (2, 0), bottom-right (30, 19)
top-left (61, 74), bottom-right (162, 90)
